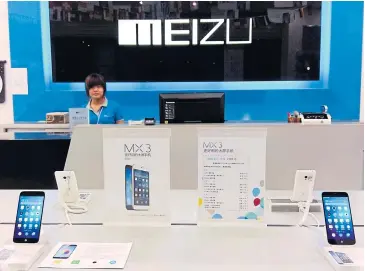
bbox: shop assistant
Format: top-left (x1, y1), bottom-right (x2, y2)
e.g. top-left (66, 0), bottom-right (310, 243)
top-left (85, 73), bottom-right (124, 124)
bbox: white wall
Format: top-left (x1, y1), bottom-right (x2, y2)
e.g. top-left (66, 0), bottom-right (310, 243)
top-left (0, 1), bottom-right (28, 125)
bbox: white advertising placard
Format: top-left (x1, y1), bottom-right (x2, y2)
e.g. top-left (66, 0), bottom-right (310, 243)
top-left (69, 108), bottom-right (89, 129)
top-left (39, 242), bottom-right (132, 269)
top-left (197, 128), bottom-right (267, 226)
top-left (103, 128), bottom-right (171, 226)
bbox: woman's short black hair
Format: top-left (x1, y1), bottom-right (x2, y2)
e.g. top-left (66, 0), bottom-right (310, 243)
top-left (85, 73), bottom-right (106, 97)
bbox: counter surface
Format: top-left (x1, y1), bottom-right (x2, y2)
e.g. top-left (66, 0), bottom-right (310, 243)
top-left (0, 190), bottom-right (363, 226)
top-left (0, 224), bottom-right (363, 271)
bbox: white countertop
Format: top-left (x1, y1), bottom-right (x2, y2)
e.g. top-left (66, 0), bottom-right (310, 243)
top-left (0, 123), bottom-right (70, 132)
top-left (0, 122), bottom-right (362, 132)
top-left (0, 190), bottom-right (105, 225)
top-left (0, 224), bottom-right (363, 271)
top-left (266, 190), bottom-right (364, 226)
top-left (0, 190), bottom-right (363, 226)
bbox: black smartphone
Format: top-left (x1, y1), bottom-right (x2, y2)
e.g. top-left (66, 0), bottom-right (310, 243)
top-left (13, 191), bottom-right (45, 243)
top-left (322, 192), bottom-right (356, 245)
top-left (125, 165), bottom-right (134, 210)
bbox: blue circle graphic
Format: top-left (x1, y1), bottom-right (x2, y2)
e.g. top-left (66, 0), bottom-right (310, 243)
top-left (212, 213), bottom-right (223, 219)
top-left (252, 187), bottom-right (260, 197)
top-left (245, 212), bottom-right (258, 220)
top-left (260, 197), bottom-right (264, 208)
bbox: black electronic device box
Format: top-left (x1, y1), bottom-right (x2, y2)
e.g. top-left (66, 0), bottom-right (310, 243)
top-left (159, 93), bottom-right (225, 124)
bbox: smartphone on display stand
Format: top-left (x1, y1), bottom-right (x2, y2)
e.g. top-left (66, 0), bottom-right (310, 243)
top-left (53, 244), bottom-right (77, 259)
top-left (322, 192), bottom-right (356, 245)
top-left (125, 165), bottom-right (134, 210)
top-left (132, 166), bottom-right (149, 211)
top-left (291, 170), bottom-right (316, 202)
top-left (13, 191), bottom-right (45, 243)
top-left (54, 171), bottom-right (79, 204)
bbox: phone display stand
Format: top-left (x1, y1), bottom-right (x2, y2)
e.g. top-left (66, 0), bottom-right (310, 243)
top-left (269, 199), bottom-right (321, 212)
top-left (2, 231), bottom-right (48, 271)
top-left (269, 170), bottom-right (320, 214)
top-left (322, 246), bottom-right (364, 271)
top-left (1, 243), bottom-right (46, 271)
top-left (291, 170), bottom-right (316, 202)
top-left (54, 171), bottom-right (89, 224)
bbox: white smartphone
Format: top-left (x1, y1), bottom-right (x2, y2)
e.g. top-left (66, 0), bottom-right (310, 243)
top-left (54, 171), bottom-right (79, 204)
top-left (291, 170), bottom-right (316, 202)
top-left (132, 166), bottom-right (149, 211)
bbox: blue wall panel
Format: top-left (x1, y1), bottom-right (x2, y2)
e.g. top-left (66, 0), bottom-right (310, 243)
top-left (8, 1), bottom-right (364, 122)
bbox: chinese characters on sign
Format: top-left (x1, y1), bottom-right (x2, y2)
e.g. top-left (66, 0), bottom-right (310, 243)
top-left (198, 129), bottom-right (267, 225)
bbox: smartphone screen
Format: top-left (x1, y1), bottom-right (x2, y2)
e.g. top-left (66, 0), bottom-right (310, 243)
top-left (322, 192), bottom-right (356, 245)
top-left (13, 191), bottom-right (45, 243)
top-left (53, 244), bottom-right (77, 259)
top-left (125, 165), bottom-right (133, 210)
top-left (133, 169), bottom-right (149, 207)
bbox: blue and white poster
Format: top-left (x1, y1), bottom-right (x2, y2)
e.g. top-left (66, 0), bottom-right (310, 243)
top-left (103, 127), bottom-right (171, 226)
top-left (197, 128), bottom-right (267, 226)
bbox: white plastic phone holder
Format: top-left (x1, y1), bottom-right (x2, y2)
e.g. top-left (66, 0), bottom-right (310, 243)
top-left (54, 171), bottom-right (88, 225)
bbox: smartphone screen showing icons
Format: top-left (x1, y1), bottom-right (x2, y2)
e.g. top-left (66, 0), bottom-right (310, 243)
top-left (53, 244), bottom-right (77, 259)
top-left (322, 192), bottom-right (356, 245)
top-left (13, 191), bottom-right (45, 243)
top-left (133, 169), bottom-right (149, 209)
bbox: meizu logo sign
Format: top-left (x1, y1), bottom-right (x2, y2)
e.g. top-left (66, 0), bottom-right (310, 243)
top-left (118, 18), bottom-right (252, 46)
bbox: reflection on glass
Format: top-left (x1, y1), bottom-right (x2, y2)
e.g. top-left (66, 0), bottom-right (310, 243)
top-left (49, 1), bottom-right (321, 82)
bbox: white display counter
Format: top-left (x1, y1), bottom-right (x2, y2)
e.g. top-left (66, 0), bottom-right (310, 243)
top-left (60, 123), bottom-right (364, 190)
top-left (0, 189), bottom-right (363, 226)
top-left (0, 122), bottom-right (362, 226)
top-left (0, 122), bottom-right (363, 270)
top-left (1, 122), bottom-right (363, 191)
top-left (0, 224), bottom-right (363, 271)
top-left (0, 123), bottom-right (69, 133)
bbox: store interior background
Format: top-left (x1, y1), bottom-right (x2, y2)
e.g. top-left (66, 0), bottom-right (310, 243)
top-left (0, 1), bottom-right (363, 124)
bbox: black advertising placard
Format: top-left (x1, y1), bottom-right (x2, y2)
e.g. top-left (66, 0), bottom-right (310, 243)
top-left (0, 61), bottom-right (6, 103)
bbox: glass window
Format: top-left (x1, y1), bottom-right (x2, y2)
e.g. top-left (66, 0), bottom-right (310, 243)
top-left (49, 1), bottom-right (322, 82)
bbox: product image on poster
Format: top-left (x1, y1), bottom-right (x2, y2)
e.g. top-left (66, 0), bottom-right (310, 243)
top-left (53, 244), bottom-right (77, 259)
top-left (132, 166), bottom-right (149, 211)
top-left (103, 129), bottom-right (171, 225)
top-left (125, 165), bottom-right (134, 210)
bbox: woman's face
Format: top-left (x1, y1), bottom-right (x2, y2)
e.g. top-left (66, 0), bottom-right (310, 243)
top-left (89, 85), bottom-right (104, 99)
